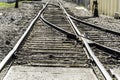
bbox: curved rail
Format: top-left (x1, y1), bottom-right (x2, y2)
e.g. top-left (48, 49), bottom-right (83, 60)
top-left (70, 15), bottom-right (120, 35)
top-left (57, 0), bottom-right (112, 80)
top-left (92, 42), bottom-right (120, 59)
top-left (0, 0), bottom-right (49, 71)
top-left (40, 14), bottom-right (78, 41)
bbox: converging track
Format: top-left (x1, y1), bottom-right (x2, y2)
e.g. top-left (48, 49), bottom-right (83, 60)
top-left (0, 0), bottom-right (120, 80)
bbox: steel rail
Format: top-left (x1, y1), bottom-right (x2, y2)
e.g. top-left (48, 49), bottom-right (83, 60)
top-left (57, 0), bottom-right (112, 80)
top-left (40, 14), bottom-right (78, 40)
top-left (91, 43), bottom-right (120, 59)
top-left (0, 0), bottom-right (49, 72)
top-left (70, 15), bottom-right (120, 35)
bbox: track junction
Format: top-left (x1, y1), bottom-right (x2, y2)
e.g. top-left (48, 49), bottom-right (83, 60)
top-left (0, 0), bottom-right (120, 80)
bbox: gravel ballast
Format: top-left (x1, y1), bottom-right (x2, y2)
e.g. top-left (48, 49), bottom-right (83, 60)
top-left (0, 2), bottom-right (42, 61)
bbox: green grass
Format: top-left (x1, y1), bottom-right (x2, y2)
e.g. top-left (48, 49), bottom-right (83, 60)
top-left (0, 2), bottom-right (15, 9)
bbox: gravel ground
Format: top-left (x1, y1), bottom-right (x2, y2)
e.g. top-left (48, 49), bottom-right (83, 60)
top-left (0, 1), bottom-right (42, 61)
top-left (62, 0), bottom-right (120, 33)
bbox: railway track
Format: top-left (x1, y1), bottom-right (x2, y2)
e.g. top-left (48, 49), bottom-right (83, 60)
top-left (0, 0), bottom-right (90, 79)
top-left (67, 8), bottom-right (120, 80)
top-left (15, 19), bottom-right (88, 67)
top-left (75, 20), bottom-right (120, 51)
top-left (58, 0), bottom-right (120, 79)
top-left (0, 0), bottom-right (120, 80)
top-left (13, 0), bottom-right (89, 67)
